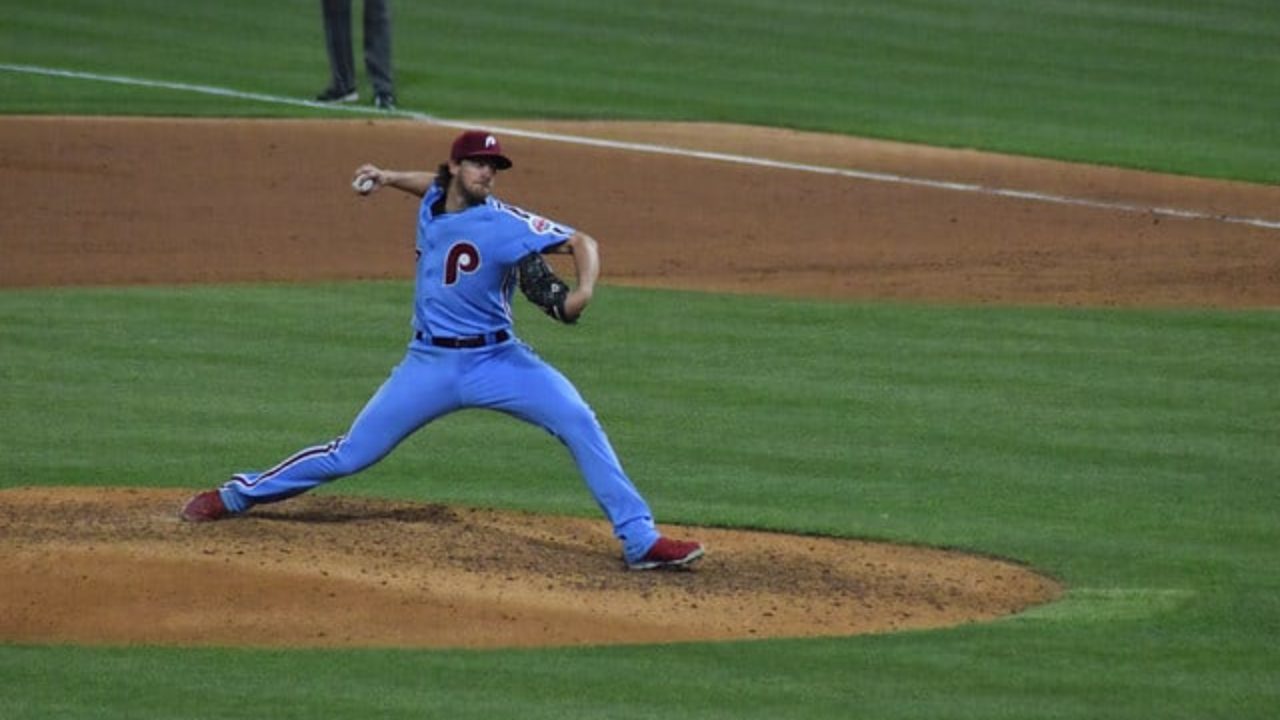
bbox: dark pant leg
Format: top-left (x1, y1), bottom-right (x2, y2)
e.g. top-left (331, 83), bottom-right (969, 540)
top-left (321, 0), bottom-right (356, 92)
top-left (363, 0), bottom-right (394, 95)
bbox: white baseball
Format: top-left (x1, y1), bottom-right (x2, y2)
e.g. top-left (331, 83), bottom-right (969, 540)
top-left (353, 176), bottom-right (375, 194)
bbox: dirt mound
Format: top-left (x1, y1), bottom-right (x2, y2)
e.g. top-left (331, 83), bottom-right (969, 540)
top-left (0, 487), bottom-right (1058, 648)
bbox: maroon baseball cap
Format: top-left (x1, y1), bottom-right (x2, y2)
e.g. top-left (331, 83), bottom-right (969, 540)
top-left (450, 130), bottom-right (513, 170)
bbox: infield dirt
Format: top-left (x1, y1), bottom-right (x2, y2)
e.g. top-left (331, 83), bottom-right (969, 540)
top-left (2, 116), bottom-right (1276, 648)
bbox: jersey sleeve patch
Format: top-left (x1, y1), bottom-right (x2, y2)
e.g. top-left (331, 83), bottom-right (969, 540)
top-left (497, 200), bottom-right (573, 238)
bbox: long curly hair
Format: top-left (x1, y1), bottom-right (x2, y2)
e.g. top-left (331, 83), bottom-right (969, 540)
top-left (430, 162), bottom-right (452, 215)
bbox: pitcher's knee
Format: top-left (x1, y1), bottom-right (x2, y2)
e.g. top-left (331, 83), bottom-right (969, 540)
top-left (555, 404), bottom-right (603, 437)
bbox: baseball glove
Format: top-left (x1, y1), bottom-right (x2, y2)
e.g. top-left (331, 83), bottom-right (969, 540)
top-left (518, 252), bottom-right (575, 324)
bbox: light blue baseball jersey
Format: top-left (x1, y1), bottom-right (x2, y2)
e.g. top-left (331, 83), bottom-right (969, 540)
top-left (414, 185), bottom-right (573, 339)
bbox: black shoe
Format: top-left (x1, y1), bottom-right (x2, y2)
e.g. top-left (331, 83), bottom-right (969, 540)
top-left (315, 87), bottom-right (358, 103)
top-left (374, 92), bottom-right (396, 110)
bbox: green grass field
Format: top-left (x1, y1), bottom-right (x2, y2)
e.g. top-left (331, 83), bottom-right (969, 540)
top-left (2, 0), bottom-right (1278, 182)
top-left (2, 1), bottom-right (1279, 718)
top-left (2, 286), bottom-right (1277, 719)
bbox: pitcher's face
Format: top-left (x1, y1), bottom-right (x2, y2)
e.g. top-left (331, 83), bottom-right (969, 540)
top-left (451, 158), bottom-right (500, 205)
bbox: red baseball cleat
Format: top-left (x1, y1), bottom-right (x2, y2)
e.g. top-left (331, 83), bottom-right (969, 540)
top-left (628, 537), bottom-right (705, 570)
top-left (180, 490), bottom-right (230, 522)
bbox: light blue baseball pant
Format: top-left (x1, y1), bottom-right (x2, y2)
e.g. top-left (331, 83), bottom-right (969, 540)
top-left (220, 338), bottom-right (660, 562)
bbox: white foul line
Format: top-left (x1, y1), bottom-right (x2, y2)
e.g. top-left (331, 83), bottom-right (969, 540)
top-left (4, 62), bottom-right (1279, 231)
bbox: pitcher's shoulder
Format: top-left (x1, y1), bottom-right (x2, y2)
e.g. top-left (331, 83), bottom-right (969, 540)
top-left (490, 198), bottom-right (574, 238)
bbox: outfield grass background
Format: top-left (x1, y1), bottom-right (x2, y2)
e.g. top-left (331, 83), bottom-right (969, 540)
top-left (2, 0), bottom-right (1278, 183)
top-left (2, 2), bottom-right (1279, 718)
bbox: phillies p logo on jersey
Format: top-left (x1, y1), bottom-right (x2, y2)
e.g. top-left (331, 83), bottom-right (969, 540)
top-left (444, 241), bottom-right (480, 284)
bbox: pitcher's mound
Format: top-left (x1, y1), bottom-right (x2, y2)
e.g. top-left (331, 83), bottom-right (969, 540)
top-left (0, 486), bottom-right (1059, 649)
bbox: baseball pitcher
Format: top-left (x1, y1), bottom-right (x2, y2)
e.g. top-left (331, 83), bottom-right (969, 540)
top-left (181, 130), bottom-right (704, 571)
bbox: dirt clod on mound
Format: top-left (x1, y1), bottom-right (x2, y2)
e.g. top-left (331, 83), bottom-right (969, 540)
top-left (0, 487), bottom-right (1059, 649)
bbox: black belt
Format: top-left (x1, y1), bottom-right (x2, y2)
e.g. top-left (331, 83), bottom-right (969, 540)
top-left (415, 329), bottom-right (510, 348)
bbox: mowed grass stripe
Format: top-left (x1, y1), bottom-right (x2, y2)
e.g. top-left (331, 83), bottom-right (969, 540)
top-left (2, 1), bottom-right (1278, 181)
